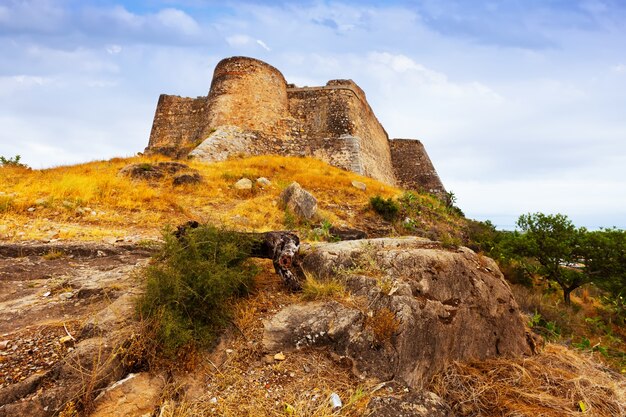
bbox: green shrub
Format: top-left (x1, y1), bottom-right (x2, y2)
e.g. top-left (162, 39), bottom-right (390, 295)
top-left (137, 224), bottom-right (259, 357)
top-left (370, 195), bottom-right (399, 221)
top-left (0, 155), bottom-right (28, 168)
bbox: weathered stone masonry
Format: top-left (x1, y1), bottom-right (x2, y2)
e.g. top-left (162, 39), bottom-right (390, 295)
top-left (145, 56), bottom-right (446, 196)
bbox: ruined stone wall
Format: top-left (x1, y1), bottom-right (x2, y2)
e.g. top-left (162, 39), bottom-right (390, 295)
top-left (389, 139), bottom-right (446, 197)
top-left (146, 94), bottom-right (208, 158)
top-left (287, 80), bottom-right (395, 185)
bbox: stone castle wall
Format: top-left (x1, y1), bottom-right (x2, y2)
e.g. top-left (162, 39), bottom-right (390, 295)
top-left (202, 57), bottom-right (293, 139)
top-left (390, 139), bottom-right (446, 197)
top-left (287, 81), bottom-right (394, 185)
top-left (146, 94), bottom-right (208, 158)
top-left (145, 56), bottom-right (445, 195)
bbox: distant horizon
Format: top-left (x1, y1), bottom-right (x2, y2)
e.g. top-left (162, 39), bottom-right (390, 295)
top-left (1, 0), bottom-right (625, 231)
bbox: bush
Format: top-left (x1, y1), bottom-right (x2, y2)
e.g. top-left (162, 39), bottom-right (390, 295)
top-left (137, 224), bottom-right (259, 358)
top-left (0, 155), bottom-right (28, 168)
top-left (370, 195), bottom-right (399, 221)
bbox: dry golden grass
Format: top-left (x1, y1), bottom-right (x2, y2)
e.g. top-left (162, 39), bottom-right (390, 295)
top-left (367, 307), bottom-right (400, 346)
top-left (431, 343), bottom-right (626, 417)
top-left (0, 155), bottom-right (399, 241)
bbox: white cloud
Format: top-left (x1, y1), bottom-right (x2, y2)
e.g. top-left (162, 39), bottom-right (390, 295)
top-left (155, 8), bottom-right (200, 36)
top-left (106, 44), bottom-right (122, 55)
top-left (226, 34), bottom-right (253, 47)
top-left (256, 39), bottom-right (271, 51)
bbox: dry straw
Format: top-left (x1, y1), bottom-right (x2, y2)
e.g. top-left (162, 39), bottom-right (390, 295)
top-left (431, 343), bottom-right (626, 417)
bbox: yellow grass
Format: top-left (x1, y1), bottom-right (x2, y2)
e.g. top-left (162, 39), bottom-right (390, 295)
top-left (0, 155), bottom-right (400, 241)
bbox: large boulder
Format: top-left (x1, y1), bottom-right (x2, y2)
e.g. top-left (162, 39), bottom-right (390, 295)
top-left (278, 182), bottom-right (317, 220)
top-left (263, 237), bottom-right (534, 387)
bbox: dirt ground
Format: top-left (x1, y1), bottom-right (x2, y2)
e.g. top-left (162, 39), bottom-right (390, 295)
top-left (0, 242), bottom-right (152, 389)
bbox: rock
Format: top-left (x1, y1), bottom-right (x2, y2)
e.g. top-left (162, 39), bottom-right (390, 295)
top-left (263, 237), bottom-right (534, 387)
top-left (90, 373), bottom-right (165, 417)
top-left (351, 180), bottom-right (366, 191)
top-left (0, 340), bottom-right (9, 350)
top-left (27, 207), bottom-right (36, 212)
top-left (102, 237), bottom-right (118, 245)
top-left (366, 391), bottom-right (453, 417)
top-left (278, 182), bottom-right (317, 220)
top-left (263, 301), bottom-right (363, 352)
top-left (256, 177), bottom-right (271, 187)
top-left (273, 352), bottom-right (286, 361)
top-left (118, 163), bottom-right (164, 180)
top-left (188, 126), bottom-right (257, 162)
top-left (234, 178), bottom-right (253, 190)
top-left (173, 172), bottom-right (202, 186)
top-left (329, 226), bottom-right (367, 241)
top-left (118, 162), bottom-right (195, 181)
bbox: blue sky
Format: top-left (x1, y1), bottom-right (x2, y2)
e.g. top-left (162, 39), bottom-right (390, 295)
top-left (1, 0), bottom-right (625, 229)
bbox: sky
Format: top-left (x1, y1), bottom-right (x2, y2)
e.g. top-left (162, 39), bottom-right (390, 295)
top-left (1, 0), bottom-right (625, 229)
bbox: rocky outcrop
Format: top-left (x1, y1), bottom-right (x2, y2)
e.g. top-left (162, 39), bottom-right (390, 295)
top-left (263, 237), bottom-right (533, 387)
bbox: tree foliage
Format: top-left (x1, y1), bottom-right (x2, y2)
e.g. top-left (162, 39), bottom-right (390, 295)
top-left (0, 155), bottom-right (28, 168)
top-left (509, 213), bottom-right (587, 304)
top-left (581, 228), bottom-right (626, 294)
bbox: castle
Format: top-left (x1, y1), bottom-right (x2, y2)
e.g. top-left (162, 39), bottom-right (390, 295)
top-left (145, 56), bottom-right (446, 196)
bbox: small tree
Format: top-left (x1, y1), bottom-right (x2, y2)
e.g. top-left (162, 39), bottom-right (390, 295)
top-left (514, 213), bottom-right (585, 304)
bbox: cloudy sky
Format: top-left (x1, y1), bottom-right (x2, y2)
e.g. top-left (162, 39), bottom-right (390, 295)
top-left (1, 0), bottom-right (625, 229)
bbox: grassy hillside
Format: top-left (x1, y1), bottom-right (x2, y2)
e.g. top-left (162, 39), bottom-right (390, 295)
top-left (0, 155), bottom-right (463, 242)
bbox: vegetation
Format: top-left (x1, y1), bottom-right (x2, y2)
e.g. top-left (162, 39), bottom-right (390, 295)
top-left (506, 213), bottom-right (586, 304)
top-left (301, 274), bottom-right (347, 301)
top-left (137, 224), bottom-right (259, 358)
top-left (432, 344), bottom-right (624, 417)
top-left (465, 212), bottom-right (626, 372)
top-left (369, 195), bottom-right (399, 221)
top-left (0, 154), bottom-right (28, 168)
top-left (0, 155), bottom-right (399, 240)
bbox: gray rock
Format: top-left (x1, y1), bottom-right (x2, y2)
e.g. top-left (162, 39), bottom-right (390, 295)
top-left (366, 391), bottom-right (453, 417)
top-left (188, 125), bottom-right (257, 162)
top-left (351, 180), bottom-right (367, 191)
top-left (278, 182), bottom-right (317, 220)
top-left (263, 237), bottom-right (534, 387)
top-left (263, 301), bottom-right (363, 352)
top-left (256, 177), bottom-right (271, 187)
top-left (234, 178), bottom-right (253, 190)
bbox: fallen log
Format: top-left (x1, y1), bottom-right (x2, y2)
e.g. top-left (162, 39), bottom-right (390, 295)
top-left (175, 221), bottom-right (304, 291)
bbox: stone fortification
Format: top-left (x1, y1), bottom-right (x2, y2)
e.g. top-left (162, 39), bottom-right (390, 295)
top-left (146, 56), bottom-right (446, 196)
top-left (389, 139), bottom-right (445, 196)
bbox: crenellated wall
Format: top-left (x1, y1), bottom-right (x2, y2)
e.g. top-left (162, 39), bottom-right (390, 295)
top-left (145, 56), bottom-right (445, 194)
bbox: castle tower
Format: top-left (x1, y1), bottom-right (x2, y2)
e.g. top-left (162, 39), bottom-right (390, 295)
top-left (202, 56), bottom-right (290, 137)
